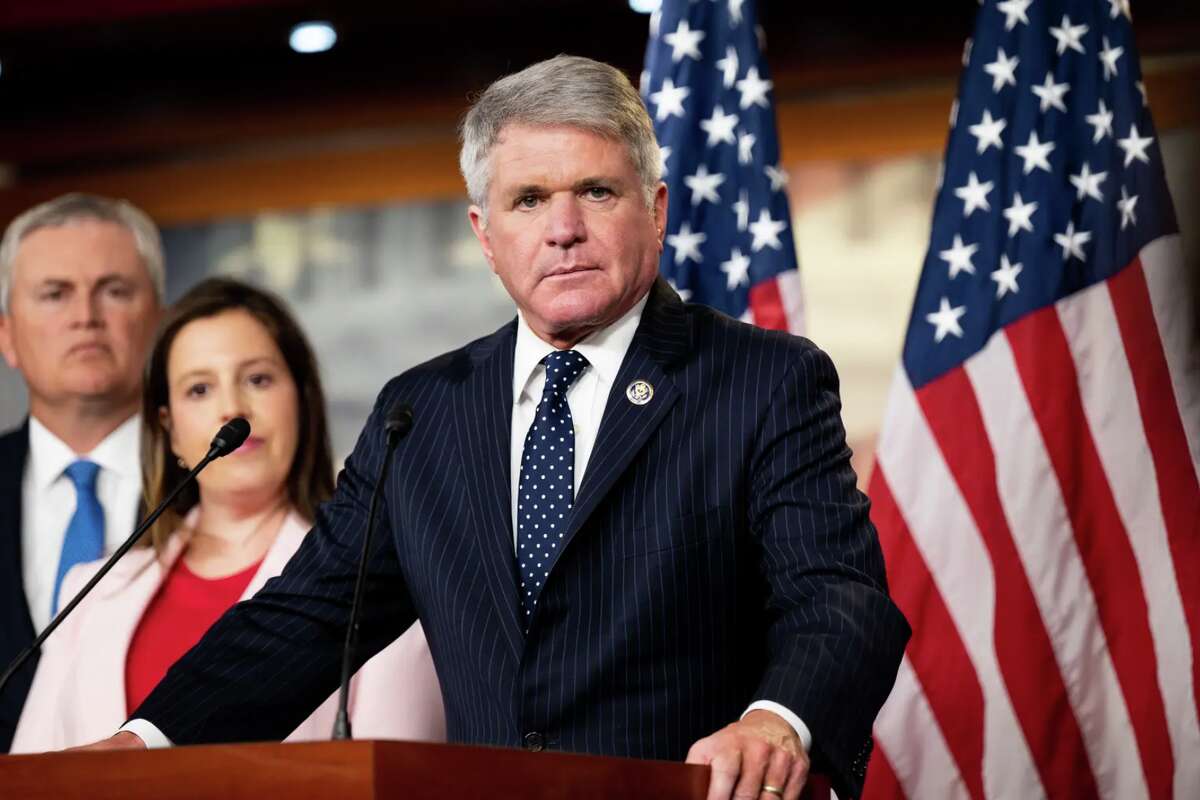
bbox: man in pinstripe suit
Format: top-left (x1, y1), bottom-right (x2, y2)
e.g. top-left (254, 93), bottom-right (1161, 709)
top-left (94, 56), bottom-right (909, 800)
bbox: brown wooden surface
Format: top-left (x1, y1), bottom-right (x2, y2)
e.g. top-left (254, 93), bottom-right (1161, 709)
top-left (0, 739), bottom-right (712, 800)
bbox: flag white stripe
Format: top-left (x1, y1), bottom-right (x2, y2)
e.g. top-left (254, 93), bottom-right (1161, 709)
top-left (873, 653), bottom-right (971, 800)
top-left (967, 324), bottom-right (1147, 800)
top-left (876, 370), bottom-right (1045, 799)
top-left (1140, 235), bottom-right (1200, 485)
top-left (775, 268), bottom-right (806, 335)
top-left (1059, 276), bottom-right (1200, 797)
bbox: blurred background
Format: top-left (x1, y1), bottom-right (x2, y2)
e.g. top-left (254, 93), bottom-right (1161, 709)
top-left (1, 0), bottom-right (1197, 475)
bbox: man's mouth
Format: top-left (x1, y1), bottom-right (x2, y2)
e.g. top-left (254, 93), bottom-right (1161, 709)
top-left (545, 264), bottom-right (599, 278)
top-left (67, 341), bottom-right (110, 356)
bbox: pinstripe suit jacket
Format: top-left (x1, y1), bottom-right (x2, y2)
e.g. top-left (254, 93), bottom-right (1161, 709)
top-left (135, 279), bottom-right (909, 798)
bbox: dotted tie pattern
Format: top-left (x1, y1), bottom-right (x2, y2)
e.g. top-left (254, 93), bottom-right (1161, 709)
top-left (516, 349), bottom-right (588, 629)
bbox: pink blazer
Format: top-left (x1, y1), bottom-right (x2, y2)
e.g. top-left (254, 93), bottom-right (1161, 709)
top-left (11, 510), bottom-right (445, 752)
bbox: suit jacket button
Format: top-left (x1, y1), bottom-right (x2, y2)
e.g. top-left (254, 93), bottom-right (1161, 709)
top-left (523, 731), bottom-right (545, 752)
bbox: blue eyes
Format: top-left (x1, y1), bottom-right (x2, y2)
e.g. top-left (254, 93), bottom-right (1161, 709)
top-left (514, 187), bottom-right (614, 209)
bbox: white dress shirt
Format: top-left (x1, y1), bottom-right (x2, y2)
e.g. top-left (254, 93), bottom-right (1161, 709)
top-left (127, 291), bottom-right (811, 752)
top-left (22, 414), bottom-right (142, 632)
top-left (509, 294), bottom-right (648, 536)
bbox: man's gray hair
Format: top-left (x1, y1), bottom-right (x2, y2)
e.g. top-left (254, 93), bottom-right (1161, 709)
top-left (0, 193), bottom-right (166, 313)
top-left (459, 55), bottom-right (662, 219)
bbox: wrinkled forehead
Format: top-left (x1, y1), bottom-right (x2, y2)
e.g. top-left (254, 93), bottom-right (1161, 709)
top-left (488, 124), bottom-right (638, 185)
top-left (13, 218), bottom-right (147, 282)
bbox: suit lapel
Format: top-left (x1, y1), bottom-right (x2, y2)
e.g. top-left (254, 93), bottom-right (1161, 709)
top-left (0, 424), bottom-right (35, 644)
top-left (453, 322), bottom-right (525, 657)
top-left (542, 279), bottom-right (691, 580)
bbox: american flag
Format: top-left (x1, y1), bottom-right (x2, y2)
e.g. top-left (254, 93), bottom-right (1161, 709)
top-left (642, 0), bottom-right (804, 333)
top-left (864, 1), bottom-right (1199, 799)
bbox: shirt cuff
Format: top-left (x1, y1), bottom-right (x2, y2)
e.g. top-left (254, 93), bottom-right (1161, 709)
top-left (119, 718), bottom-right (173, 749)
top-left (743, 700), bottom-right (813, 753)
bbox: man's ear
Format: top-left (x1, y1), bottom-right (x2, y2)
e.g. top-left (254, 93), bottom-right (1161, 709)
top-left (0, 315), bottom-right (20, 370)
top-left (467, 206), bottom-right (498, 274)
top-left (653, 183), bottom-right (668, 250)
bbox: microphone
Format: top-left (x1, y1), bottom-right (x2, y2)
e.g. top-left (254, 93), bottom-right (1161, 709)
top-left (208, 417), bottom-right (251, 459)
top-left (0, 418), bottom-right (253, 696)
top-left (331, 404), bottom-right (414, 740)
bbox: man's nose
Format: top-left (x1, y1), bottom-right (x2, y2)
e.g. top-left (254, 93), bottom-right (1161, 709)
top-left (544, 195), bottom-right (588, 248)
top-left (69, 290), bottom-right (103, 328)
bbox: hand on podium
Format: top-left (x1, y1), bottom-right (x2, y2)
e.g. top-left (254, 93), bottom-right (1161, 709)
top-left (686, 709), bottom-right (810, 800)
top-left (66, 731), bottom-right (147, 752)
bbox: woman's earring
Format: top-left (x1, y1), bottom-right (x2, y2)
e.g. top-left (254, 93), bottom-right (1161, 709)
top-left (177, 457), bottom-right (188, 469)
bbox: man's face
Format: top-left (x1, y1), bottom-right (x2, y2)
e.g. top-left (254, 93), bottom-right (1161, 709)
top-left (469, 124), bottom-right (667, 345)
top-left (0, 219), bottom-right (161, 410)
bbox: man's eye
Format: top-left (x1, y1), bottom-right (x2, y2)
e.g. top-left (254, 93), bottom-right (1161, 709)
top-left (516, 195), bottom-right (540, 209)
top-left (584, 187), bottom-right (612, 200)
top-left (40, 289), bottom-right (66, 302)
top-left (105, 284), bottom-right (134, 299)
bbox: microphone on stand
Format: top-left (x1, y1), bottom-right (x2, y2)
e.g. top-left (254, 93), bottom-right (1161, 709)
top-left (331, 404), bottom-right (414, 740)
top-left (0, 418), bottom-right (252, 696)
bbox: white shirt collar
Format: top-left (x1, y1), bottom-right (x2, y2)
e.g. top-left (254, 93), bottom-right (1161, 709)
top-left (512, 291), bottom-right (650, 405)
top-left (28, 413), bottom-right (142, 490)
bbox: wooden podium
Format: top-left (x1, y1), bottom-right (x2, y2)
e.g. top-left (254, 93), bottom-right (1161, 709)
top-left (0, 739), bottom-right (711, 799)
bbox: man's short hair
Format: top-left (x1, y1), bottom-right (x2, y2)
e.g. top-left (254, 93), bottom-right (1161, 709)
top-left (0, 193), bottom-right (166, 313)
top-left (459, 54), bottom-right (662, 219)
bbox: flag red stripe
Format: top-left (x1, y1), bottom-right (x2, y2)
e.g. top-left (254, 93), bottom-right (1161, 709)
top-left (1108, 258), bottom-right (1200, 719)
top-left (868, 468), bottom-right (985, 800)
top-left (1006, 306), bottom-right (1175, 798)
top-left (862, 743), bottom-right (905, 800)
top-left (748, 276), bottom-right (789, 331)
top-left (916, 368), bottom-right (1099, 800)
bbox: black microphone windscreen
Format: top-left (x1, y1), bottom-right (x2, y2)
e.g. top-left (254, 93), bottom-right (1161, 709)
top-left (210, 417), bottom-right (252, 458)
top-left (384, 405), bottom-right (414, 440)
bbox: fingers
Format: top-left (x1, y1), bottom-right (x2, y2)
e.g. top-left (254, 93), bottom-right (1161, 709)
top-left (782, 749), bottom-right (810, 800)
top-left (686, 737), bottom-right (713, 765)
top-left (730, 740), bottom-right (771, 800)
top-left (761, 747), bottom-right (791, 799)
top-left (707, 749), bottom-right (743, 800)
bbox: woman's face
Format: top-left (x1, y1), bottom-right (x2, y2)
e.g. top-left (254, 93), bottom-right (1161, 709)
top-left (162, 309), bottom-right (300, 505)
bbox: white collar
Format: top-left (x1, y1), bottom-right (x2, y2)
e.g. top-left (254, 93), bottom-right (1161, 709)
top-left (28, 413), bottom-right (142, 490)
top-left (512, 292), bottom-right (650, 404)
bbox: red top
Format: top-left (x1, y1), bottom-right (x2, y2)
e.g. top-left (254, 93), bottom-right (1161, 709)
top-left (124, 556), bottom-right (261, 715)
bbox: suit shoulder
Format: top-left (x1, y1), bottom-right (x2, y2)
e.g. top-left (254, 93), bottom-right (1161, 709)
top-left (0, 424), bottom-right (28, 483)
top-left (684, 302), bottom-right (832, 370)
top-left (372, 320), bottom-right (516, 402)
top-left (0, 424), bottom-right (27, 451)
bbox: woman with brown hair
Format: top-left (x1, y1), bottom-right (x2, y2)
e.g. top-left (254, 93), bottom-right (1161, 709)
top-left (12, 277), bottom-right (444, 750)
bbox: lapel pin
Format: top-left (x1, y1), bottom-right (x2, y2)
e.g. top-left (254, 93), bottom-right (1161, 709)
top-left (626, 379), bottom-right (654, 406)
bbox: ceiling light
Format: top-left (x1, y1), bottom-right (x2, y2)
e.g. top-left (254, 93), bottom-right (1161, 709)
top-left (289, 21), bottom-right (337, 54)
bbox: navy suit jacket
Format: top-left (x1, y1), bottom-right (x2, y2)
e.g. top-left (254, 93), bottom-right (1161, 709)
top-left (0, 424), bottom-right (38, 754)
top-left (136, 279), bottom-right (909, 797)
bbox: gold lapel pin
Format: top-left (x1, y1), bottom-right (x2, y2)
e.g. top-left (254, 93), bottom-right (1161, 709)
top-left (626, 379), bottom-right (654, 406)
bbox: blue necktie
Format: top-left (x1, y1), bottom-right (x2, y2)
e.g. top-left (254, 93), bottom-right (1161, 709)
top-left (516, 349), bottom-right (588, 629)
top-left (51, 460), bottom-right (105, 617)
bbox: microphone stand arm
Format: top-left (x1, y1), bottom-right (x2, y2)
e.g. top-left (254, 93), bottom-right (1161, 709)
top-left (0, 452), bottom-right (218, 696)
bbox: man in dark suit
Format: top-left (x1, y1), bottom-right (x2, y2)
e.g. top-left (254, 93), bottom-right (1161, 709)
top-left (99, 56), bottom-right (908, 799)
top-left (0, 194), bottom-right (163, 752)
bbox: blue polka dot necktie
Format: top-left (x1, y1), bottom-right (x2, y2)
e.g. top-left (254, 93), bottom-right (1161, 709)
top-left (51, 459), bottom-right (105, 617)
top-left (516, 349), bottom-right (588, 629)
